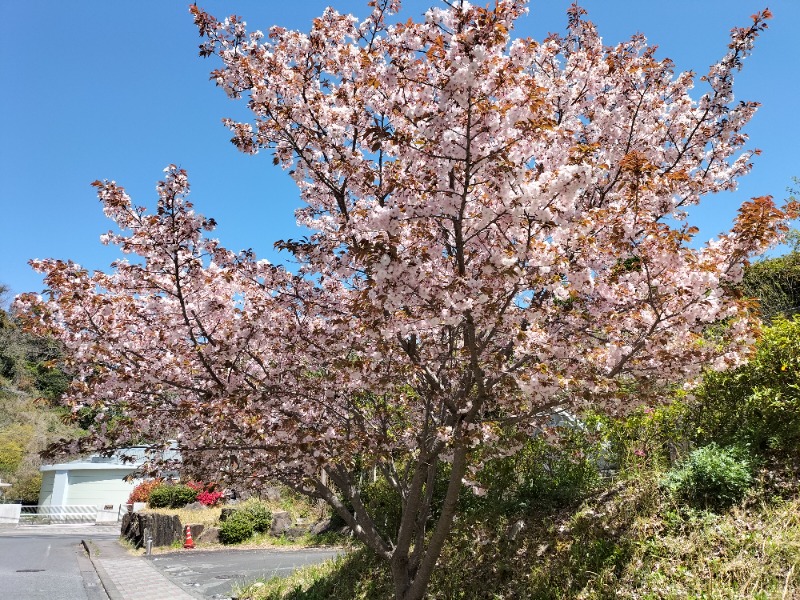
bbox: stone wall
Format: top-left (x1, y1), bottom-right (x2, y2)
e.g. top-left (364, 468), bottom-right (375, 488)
top-left (120, 511), bottom-right (182, 548)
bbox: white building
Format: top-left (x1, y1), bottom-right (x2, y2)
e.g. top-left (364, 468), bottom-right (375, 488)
top-left (39, 456), bottom-right (141, 509)
top-left (38, 447), bottom-right (180, 519)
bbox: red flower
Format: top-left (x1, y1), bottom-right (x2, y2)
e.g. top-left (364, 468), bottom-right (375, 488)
top-left (196, 491), bottom-right (224, 506)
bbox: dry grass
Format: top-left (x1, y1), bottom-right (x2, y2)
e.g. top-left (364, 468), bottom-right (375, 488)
top-left (143, 505), bottom-right (222, 528)
top-left (613, 495), bottom-right (800, 599)
top-left (260, 490), bottom-right (331, 523)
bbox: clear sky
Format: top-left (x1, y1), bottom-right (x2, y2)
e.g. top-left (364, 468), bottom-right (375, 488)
top-left (2, 1), bottom-right (798, 299)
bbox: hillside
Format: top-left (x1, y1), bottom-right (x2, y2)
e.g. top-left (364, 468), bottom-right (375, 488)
top-left (235, 439), bottom-right (800, 599)
top-left (0, 286), bottom-right (82, 502)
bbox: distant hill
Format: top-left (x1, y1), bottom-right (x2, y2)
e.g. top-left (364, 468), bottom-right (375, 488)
top-left (0, 284), bottom-right (83, 503)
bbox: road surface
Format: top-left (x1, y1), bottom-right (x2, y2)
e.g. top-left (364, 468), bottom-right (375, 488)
top-left (149, 547), bottom-right (341, 599)
top-left (0, 525), bottom-right (116, 600)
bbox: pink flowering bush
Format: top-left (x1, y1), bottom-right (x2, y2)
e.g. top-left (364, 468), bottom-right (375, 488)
top-left (197, 490), bottom-right (224, 507)
top-left (185, 481), bottom-right (204, 493)
top-left (185, 481), bottom-right (223, 505)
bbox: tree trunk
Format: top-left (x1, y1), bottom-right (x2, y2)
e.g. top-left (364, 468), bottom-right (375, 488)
top-left (390, 444), bottom-right (469, 600)
top-left (391, 554), bottom-right (413, 600)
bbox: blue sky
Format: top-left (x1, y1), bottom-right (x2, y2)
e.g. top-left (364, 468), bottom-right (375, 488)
top-left (2, 1), bottom-right (799, 299)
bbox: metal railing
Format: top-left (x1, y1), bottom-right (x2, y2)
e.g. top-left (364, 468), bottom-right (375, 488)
top-left (20, 505), bottom-right (99, 525)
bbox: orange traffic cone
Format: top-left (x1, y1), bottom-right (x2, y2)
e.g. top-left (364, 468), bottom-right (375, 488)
top-left (183, 525), bottom-right (195, 549)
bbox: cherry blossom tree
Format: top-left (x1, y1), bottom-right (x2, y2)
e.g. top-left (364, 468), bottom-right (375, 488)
top-left (18, 2), bottom-right (796, 598)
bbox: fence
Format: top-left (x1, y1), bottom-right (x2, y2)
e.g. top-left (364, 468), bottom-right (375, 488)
top-left (20, 505), bottom-right (99, 525)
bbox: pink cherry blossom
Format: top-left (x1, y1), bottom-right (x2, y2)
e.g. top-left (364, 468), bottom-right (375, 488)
top-left (17, 4), bottom-right (794, 599)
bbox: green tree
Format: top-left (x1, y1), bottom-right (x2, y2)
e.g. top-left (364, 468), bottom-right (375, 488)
top-left (0, 285), bottom-right (69, 401)
top-left (691, 316), bottom-right (800, 457)
top-left (741, 230), bottom-right (800, 322)
top-left (741, 179), bottom-right (800, 323)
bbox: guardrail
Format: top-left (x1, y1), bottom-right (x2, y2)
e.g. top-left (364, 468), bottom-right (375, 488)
top-left (20, 505), bottom-right (99, 524)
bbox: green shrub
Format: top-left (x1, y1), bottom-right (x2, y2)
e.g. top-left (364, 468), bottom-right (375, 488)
top-left (171, 483), bottom-right (200, 507)
top-left (690, 316), bottom-right (800, 458)
top-left (601, 402), bottom-right (690, 470)
top-left (513, 436), bottom-right (601, 509)
top-left (741, 236), bottom-right (800, 322)
top-left (146, 485), bottom-right (172, 508)
top-left (239, 499), bottom-right (273, 533)
top-left (662, 443), bottom-right (752, 510)
top-left (472, 425), bottom-right (604, 515)
top-left (361, 477), bottom-right (403, 538)
top-left (219, 511), bottom-right (255, 544)
top-left (147, 483), bottom-right (199, 508)
top-left (10, 471), bottom-right (42, 504)
top-left (217, 500), bottom-right (272, 544)
top-left (328, 468), bottom-right (441, 537)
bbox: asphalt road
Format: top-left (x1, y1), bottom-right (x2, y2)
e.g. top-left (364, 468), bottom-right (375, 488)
top-left (149, 547), bottom-right (342, 599)
top-left (0, 526), bottom-right (116, 600)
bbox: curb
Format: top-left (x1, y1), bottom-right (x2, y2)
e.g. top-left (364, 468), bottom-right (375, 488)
top-left (82, 539), bottom-right (124, 600)
top-left (76, 539), bottom-right (110, 600)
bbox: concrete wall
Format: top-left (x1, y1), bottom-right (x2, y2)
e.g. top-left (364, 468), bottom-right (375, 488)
top-left (0, 504), bottom-right (21, 523)
top-left (39, 464), bottom-right (141, 509)
top-left (66, 470), bottom-right (137, 506)
top-left (38, 471), bottom-right (55, 506)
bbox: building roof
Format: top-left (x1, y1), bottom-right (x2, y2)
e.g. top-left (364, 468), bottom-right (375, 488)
top-left (40, 445), bottom-right (181, 472)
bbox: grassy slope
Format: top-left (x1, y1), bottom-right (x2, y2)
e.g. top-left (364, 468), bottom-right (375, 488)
top-left (235, 468), bottom-right (800, 600)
